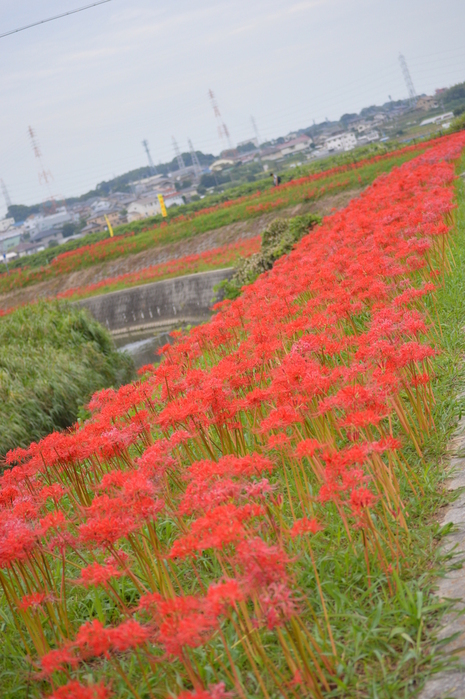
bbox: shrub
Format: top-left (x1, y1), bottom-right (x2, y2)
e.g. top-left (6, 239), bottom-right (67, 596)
top-left (0, 301), bottom-right (134, 457)
top-left (221, 213), bottom-right (322, 299)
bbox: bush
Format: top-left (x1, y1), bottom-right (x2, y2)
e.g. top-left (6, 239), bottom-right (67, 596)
top-left (221, 213), bottom-right (322, 299)
top-left (446, 112), bottom-right (465, 134)
top-left (0, 301), bottom-right (134, 457)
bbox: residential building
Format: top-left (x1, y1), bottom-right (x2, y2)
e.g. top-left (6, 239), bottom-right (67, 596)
top-left (324, 132), bottom-right (357, 152)
top-left (81, 209), bottom-right (126, 235)
top-left (0, 217), bottom-right (14, 234)
top-left (416, 96), bottom-right (439, 111)
top-left (0, 229), bottom-right (22, 253)
top-left (127, 192), bottom-right (184, 222)
top-left (262, 135), bottom-right (313, 161)
top-left (24, 208), bottom-right (77, 234)
top-left (356, 130), bottom-right (380, 144)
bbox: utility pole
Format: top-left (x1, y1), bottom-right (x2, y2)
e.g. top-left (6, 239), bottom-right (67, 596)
top-left (188, 139), bottom-right (201, 178)
top-left (399, 53), bottom-right (417, 107)
top-left (172, 136), bottom-right (186, 173)
top-left (142, 139), bottom-right (157, 175)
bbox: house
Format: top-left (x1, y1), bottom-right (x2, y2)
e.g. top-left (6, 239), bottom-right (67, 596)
top-left (324, 132), bottom-right (357, 152)
top-left (356, 130), bottom-right (380, 144)
top-left (262, 135), bottom-right (313, 161)
top-left (350, 122), bottom-right (372, 134)
top-left (127, 192), bottom-right (184, 222)
top-left (0, 229), bottom-right (22, 253)
top-left (12, 241), bottom-right (46, 257)
top-left (24, 208), bottom-right (77, 234)
top-left (0, 217), bottom-right (14, 234)
top-left (30, 228), bottom-right (62, 247)
top-left (416, 96), bottom-right (439, 111)
top-left (81, 209), bottom-right (125, 235)
top-left (90, 199), bottom-right (113, 214)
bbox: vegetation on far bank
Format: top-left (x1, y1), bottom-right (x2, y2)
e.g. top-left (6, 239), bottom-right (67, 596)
top-left (0, 302), bottom-right (134, 458)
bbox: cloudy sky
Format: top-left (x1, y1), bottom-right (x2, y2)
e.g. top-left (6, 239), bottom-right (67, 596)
top-left (1, 0), bottom-right (464, 214)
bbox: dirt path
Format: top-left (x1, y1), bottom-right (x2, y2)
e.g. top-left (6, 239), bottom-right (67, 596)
top-left (0, 189), bottom-right (360, 311)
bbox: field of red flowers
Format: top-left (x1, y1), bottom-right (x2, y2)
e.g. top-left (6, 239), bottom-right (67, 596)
top-left (0, 139), bottom-right (443, 297)
top-left (1, 131), bottom-right (465, 698)
top-left (56, 238), bottom-right (261, 302)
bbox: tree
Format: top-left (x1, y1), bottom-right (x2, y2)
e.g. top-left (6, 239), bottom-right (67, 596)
top-left (7, 204), bottom-right (40, 223)
top-left (62, 222), bottom-right (77, 238)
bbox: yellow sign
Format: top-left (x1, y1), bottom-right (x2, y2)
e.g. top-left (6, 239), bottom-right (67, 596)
top-left (104, 214), bottom-right (114, 238)
top-left (158, 193), bottom-right (168, 218)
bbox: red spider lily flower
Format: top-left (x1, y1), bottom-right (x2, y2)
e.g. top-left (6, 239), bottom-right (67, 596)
top-left (108, 619), bottom-right (152, 652)
top-left (350, 487), bottom-right (377, 515)
top-left (76, 562), bottom-right (123, 589)
top-left (235, 537), bottom-right (290, 590)
top-left (45, 681), bottom-right (111, 699)
top-left (258, 582), bottom-right (299, 629)
top-left (18, 591), bottom-right (48, 610)
top-left (175, 683), bottom-right (232, 699)
top-left (40, 643), bottom-right (79, 676)
top-left (289, 518), bottom-right (323, 537)
top-left (169, 504), bottom-right (263, 559)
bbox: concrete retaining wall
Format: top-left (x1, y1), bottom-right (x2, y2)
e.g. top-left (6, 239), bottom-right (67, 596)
top-left (74, 268), bottom-right (234, 338)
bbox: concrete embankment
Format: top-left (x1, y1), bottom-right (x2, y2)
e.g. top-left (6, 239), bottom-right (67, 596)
top-left (74, 268), bottom-right (233, 339)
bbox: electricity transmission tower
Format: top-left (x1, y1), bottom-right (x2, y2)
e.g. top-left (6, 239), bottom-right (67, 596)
top-left (28, 126), bottom-right (54, 201)
top-left (398, 53), bottom-right (417, 107)
top-left (0, 179), bottom-right (12, 211)
top-left (209, 89), bottom-right (233, 150)
top-left (142, 139), bottom-right (157, 175)
top-left (188, 139), bottom-right (201, 178)
top-left (172, 137), bottom-right (186, 173)
top-left (251, 116), bottom-right (262, 147)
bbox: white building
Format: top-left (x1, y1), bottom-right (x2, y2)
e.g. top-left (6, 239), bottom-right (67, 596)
top-left (127, 192), bottom-right (184, 222)
top-left (262, 135), bottom-right (313, 161)
top-left (356, 130), bottom-right (380, 145)
top-left (324, 132), bottom-right (357, 152)
top-left (90, 199), bottom-right (113, 214)
top-left (0, 217), bottom-right (14, 234)
top-left (24, 208), bottom-right (77, 234)
top-left (420, 112), bottom-right (454, 127)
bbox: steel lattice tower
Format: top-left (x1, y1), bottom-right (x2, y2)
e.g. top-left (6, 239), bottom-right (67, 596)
top-left (142, 139), bottom-right (157, 175)
top-left (251, 116), bottom-right (262, 147)
top-left (0, 179), bottom-right (12, 210)
top-left (188, 139), bottom-right (201, 177)
top-left (172, 137), bottom-right (186, 173)
top-left (209, 89), bottom-right (233, 150)
top-left (28, 126), bottom-right (54, 200)
top-left (399, 54), bottom-right (417, 107)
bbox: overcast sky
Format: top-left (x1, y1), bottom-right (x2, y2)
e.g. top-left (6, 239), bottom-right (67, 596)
top-left (1, 0), bottom-right (465, 214)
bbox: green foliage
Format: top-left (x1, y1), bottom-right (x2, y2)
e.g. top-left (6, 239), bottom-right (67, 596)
top-left (0, 302), bottom-right (134, 457)
top-left (446, 112), bottom-right (465, 134)
top-left (62, 222), bottom-right (78, 238)
top-left (221, 213), bottom-right (322, 299)
top-left (7, 204), bottom-right (40, 223)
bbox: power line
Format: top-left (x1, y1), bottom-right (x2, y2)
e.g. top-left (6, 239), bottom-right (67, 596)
top-left (0, 0), bottom-right (114, 40)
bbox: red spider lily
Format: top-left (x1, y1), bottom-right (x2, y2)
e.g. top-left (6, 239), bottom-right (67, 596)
top-left (45, 681), bottom-right (111, 699)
